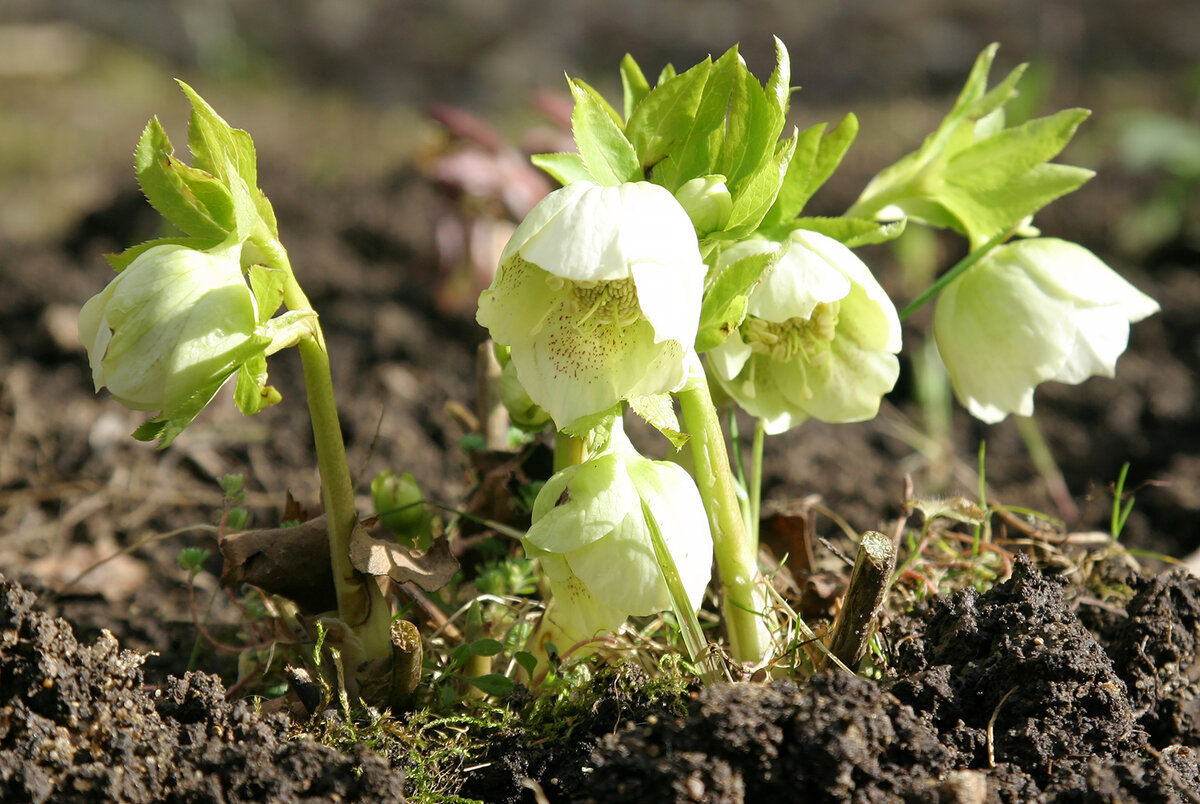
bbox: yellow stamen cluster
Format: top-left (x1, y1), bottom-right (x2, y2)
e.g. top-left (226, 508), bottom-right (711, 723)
top-left (741, 301), bottom-right (840, 363)
top-left (572, 278), bottom-right (642, 330)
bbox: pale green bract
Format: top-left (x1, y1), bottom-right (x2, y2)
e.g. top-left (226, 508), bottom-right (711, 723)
top-left (522, 431), bottom-right (713, 646)
top-left (708, 230), bottom-right (902, 433)
top-left (78, 243), bottom-right (262, 412)
top-left (933, 237), bottom-right (1160, 423)
top-left (476, 181), bottom-right (706, 431)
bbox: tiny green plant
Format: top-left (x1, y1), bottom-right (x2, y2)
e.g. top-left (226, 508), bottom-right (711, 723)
top-left (80, 39), bottom-right (1159, 702)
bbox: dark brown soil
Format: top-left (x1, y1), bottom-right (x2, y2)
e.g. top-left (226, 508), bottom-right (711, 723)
top-left (5, 557), bottom-right (1200, 802)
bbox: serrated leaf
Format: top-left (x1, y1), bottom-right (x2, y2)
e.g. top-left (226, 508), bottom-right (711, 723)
top-left (628, 394), bottom-right (689, 449)
top-left (625, 58), bottom-right (712, 177)
top-left (530, 152), bottom-right (593, 186)
top-left (669, 48), bottom-right (740, 188)
top-left (135, 118), bottom-right (234, 240)
top-left (967, 62), bottom-right (1028, 122)
top-left (719, 132), bottom-right (796, 239)
top-left (951, 43), bottom-right (1000, 115)
top-left (132, 378), bottom-right (229, 448)
top-left (620, 53), bottom-right (651, 122)
top-left (570, 79), bottom-right (641, 186)
top-left (787, 216), bottom-right (907, 247)
top-left (946, 108), bottom-right (1090, 190)
top-left (656, 64), bottom-right (677, 85)
top-left (766, 114), bottom-right (859, 227)
top-left (939, 162), bottom-right (1094, 246)
top-left (177, 80), bottom-right (258, 191)
top-left (761, 122), bottom-right (824, 227)
top-left (720, 64), bottom-right (777, 191)
top-left (805, 113), bottom-right (858, 200)
top-left (105, 236), bottom-right (220, 272)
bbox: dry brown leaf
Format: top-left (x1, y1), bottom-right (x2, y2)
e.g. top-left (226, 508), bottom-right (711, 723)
top-left (348, 525), bottom-right (458, 592)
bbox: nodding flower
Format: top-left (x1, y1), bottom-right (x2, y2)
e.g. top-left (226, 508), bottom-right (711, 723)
top-left (476, 180), bottom-right (707, 431)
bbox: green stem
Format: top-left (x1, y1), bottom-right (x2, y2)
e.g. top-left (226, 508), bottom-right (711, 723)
top-left (265, 240), bottom-right (392, 661)
top-left (677, 354), bottom-right (773, 665)
top-left (554, 431), bottom-right (585, 473)
top-left (749, 418), bottom-right (764, 553)
top-left (898, 227), bottom-right (1013, 320)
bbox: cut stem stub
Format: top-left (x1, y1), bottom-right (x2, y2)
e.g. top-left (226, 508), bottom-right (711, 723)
top-left (822, 530), bottom-right (896, 671)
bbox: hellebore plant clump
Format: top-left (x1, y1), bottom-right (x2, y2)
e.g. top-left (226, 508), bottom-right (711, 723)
top-left (79, 39), bottom-right (1157, 706)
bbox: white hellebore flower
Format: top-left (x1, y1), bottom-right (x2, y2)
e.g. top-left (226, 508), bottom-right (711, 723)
top-left (476, 181), bottom-right (706, 430)
top-left (934, 237), bottom-right (1160, 423)
top-left (522, 435), bottom-right (713, 646)
top-left (78, 243), bottom-right (261, 412)
top-left (708, 230), bottom-right (902, 433)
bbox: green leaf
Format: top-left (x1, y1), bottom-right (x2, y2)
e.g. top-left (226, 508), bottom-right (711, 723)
top-left (787, 216), bottom-right (906, 247)
top-left (946, 108), bottom-right (1090, 189)
top-left (462, 673), bottom-right (515, 697)
top-left (570, 79), bottom-right (641, 186)
top-left (805, 113), bottom-right (858, 202)
top-left (620, 54), bottom-right (651, 122)
top-left (105, 236), bottom-right (220, 272)
top-left (967, 61), bottom-right (1028, 122)
top-left (177, 80), bottom-right (257, 191)
top-left (628, 394), bottom-right (689, 449)
top-left (695, 240), bottom-right (783, 352)
top-left (625, 57), bottom-right (712, 178)
top-left (718, 132), bottom-right (796, 239)
top-left (135, 118), bottom-right (235, 240)
top-left (530, 152), bottom-right (593, 186)
top-left (763, 36), bottom-right (792, 132)
top-left (939, 162), bottom-right (1094, 246)
top-left (246, 260), bottom-right (287, 323)
top-left (233, 353), bottom-right (281, 416)
top-left (765, 113), bottom-right (858, 226)
top-left (132, 377), bottom-right (229, 448)
top-left (177, 81), bottom-right (279, 240)
top-left (671, 48), bottom-right (740, 188)
top-left (515, 651), bottom-right (538, 678)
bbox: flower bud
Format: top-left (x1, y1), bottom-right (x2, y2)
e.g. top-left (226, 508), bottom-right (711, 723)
top-left (934, 238), bottom-right (1159, 422)
top-left (78, 243), bottom-right (261, 412)
top-left (674, 175), bottom-right (733, 235)
top-left (477, 181), bottom-right (707, 431)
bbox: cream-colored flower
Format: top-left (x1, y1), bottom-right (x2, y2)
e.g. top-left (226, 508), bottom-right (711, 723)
top-left (708, 230), bottom-right (902, 433)
top-left (78, 243), bottom-right (261, 412)
top-left (934, 237), bottom-right (1159, 422)
top-left (476, 181), bottom-right (706, 430)
top-left (523, 433), bottom-right (712, 645)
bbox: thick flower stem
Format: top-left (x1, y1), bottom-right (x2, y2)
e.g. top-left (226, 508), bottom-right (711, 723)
top-left (677, 354), bottom-right (774, 665)
top-left (266, 241), bottom-right (392, 662)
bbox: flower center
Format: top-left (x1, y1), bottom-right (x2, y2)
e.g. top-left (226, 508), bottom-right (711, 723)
top-left (740, 301), bottom-right (840, 363)
top-left (571, 278), bottom-right (642, 330)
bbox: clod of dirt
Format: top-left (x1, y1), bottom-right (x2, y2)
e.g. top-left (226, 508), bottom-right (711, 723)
top-left (0, 573), bottom-right (408, 803)
top-left (580, 557), bottom-right (1200, 803)
top-left (887, 554), bottom-right (1200, 802)
top-left (586, 671), bottom-right (953, 803)
top-left (1104, 568), bottom-right (1200, 746)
